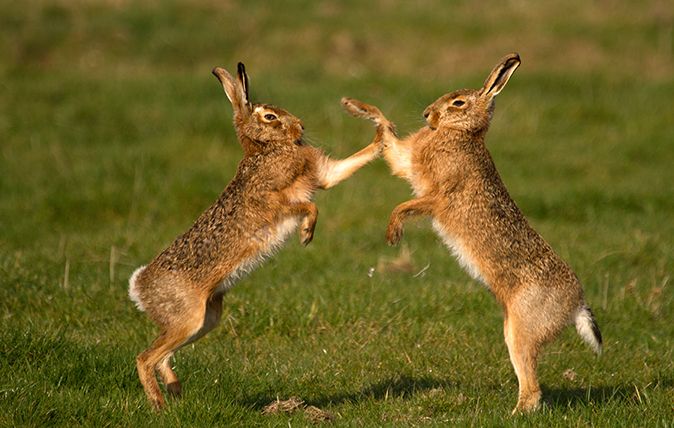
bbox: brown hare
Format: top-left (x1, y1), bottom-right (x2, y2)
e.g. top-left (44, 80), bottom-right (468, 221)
top-left (129, 63), bottom-right (380, 410)
top-left (342, 53), bottom-right (602, 414)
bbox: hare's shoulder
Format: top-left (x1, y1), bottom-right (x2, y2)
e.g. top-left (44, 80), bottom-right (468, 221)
top-left (409, 135), bottom-right (463, 192)
top-left (227, 153), bottom-right (291, 191)
top-left (257, 144), bottom-right (321, 187)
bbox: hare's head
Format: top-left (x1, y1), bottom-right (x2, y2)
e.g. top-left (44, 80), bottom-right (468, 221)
top-left (423, 53), bottom-right (520, 133)
top-left (212, 63), bottom-right (304, 147)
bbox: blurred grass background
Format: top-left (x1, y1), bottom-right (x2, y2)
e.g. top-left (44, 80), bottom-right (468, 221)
top-left (1, 0), bottom-right (672, 426)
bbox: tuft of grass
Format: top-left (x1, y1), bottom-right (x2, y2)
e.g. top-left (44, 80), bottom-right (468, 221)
top-left (1, 0), bottom-right (673, 426)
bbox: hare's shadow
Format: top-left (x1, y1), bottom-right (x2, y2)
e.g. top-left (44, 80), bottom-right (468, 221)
top-left (543, 377), bottom-right (672, 409)
top-left (243, 375), bottom-right (670, 410)
top-left (243, 374), bottom-right (451, 410)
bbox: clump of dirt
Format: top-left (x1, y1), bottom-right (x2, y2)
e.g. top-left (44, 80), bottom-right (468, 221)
top-left (262, 396), bottom-right (305, 414)
top-left (262, 396), bottom-right (335, 423)
top-left (304, 405), bottom-right (335, 423)
top-left (562, 368), bottom-right (578, 381)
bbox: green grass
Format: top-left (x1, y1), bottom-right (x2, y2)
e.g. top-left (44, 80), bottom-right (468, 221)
top-left (1, 0), bottom-right (673, 426)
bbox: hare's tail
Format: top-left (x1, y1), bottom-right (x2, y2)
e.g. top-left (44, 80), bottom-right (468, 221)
top-left (574, 304), bottom-right (602, 354)
top-left (128, 266), bottom-right (147, 312)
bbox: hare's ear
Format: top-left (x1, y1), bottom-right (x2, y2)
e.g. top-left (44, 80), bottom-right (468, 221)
top-left (481, 53), bottom-right (521, 99)
top-left (237, 62), bottom-right (250, 106)
top-left (212, 65), bottom-right (251, 117)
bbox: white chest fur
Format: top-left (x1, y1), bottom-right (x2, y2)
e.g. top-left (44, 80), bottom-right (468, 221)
top-left (432, 220), bottom-right (486, 284)
top-left (217, 216), bottom-right (300, 293)
top-left (260, 217), bottom-right (300, 252)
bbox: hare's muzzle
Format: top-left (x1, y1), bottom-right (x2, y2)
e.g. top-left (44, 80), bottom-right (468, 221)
top-left (424, 108), bottom-right (438, 130)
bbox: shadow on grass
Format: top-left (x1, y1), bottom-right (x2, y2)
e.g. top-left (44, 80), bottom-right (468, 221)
top-left (243, 376), bottom-right (674, 411)
top-left (243, 374), bottom-right (453, 410)
top-left (543, 379), bottom-right (673, 409)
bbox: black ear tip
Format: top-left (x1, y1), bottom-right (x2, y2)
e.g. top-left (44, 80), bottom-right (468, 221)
top-left (237, 62), bottom-right (246, 74)
top-left (507, 53), bottom-right (521, 66)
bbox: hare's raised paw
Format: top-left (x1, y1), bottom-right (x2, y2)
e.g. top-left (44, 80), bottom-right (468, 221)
top-left (300, 205), bottom-right (318, 246)
top-left (386, 222), bottom-right (403, 246)
top-left (341, 97), bottom-right (381, 121)
top-left (340, 97), bottom-right (366, 117)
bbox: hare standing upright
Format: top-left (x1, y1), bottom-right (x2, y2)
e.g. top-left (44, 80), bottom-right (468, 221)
top-left (342, 53), bottom-right (602, 413)
top-left (129, 63), bottom-right (380, 410)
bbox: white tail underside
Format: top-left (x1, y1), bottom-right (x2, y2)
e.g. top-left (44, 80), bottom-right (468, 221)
top-left (574, 305), bottom-right (602, 354)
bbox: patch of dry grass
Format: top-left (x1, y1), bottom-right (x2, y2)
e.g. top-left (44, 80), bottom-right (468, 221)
top-left (262, 396), bottom-right (335, 423)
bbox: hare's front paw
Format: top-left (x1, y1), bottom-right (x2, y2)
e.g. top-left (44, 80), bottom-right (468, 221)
top-left (300, 223), bottom-right (316, 246)
top-left (340, 97), bottom-right (365, 117)
top-left (386, 221), bottom-right (403, 246)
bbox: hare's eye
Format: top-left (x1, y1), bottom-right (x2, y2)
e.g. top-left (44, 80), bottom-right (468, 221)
top-left (452, 100), bottom-right (465, 107)
top-left (264, 113), bottom-right (278, 121)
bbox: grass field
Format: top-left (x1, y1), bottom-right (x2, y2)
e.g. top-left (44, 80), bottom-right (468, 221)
top-left (1, 0), bottom-right (673, 426)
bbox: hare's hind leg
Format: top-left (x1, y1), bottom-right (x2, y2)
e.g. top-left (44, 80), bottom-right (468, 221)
top-left (503, 313), bottom-right (542, 414)
top-left (136, 295), bottom-right (209, 410)
top-left (137, 329), bottom-right (196, 410)
top-left (155, 292), bottom-right (225, 398)
top-left (157, 352), bottom-right (181, 397)
top-left (137, 324), bottom-right (202, 410)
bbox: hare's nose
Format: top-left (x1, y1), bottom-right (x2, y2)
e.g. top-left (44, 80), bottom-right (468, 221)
top-left (423, 110), bottom-right (430, 119)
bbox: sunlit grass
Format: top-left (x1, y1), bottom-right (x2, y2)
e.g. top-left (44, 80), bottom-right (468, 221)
top-left (1, 0), bottom-right (672, 426)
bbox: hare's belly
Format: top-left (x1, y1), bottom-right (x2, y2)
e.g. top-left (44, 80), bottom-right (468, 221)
top-left (432, 220), bottom-right (486, 284)
top-left (217, 217), bottom-right (299, 293)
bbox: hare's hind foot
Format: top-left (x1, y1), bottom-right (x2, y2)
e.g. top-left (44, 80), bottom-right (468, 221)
top-left (135, 312), bottom-right (208, 410)
top-left (512, 390), bottom-right (542, 415)
top-left (166, 381), bottom-right (182, 397)
top-left (158, 353), bottom-right (182, 398)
